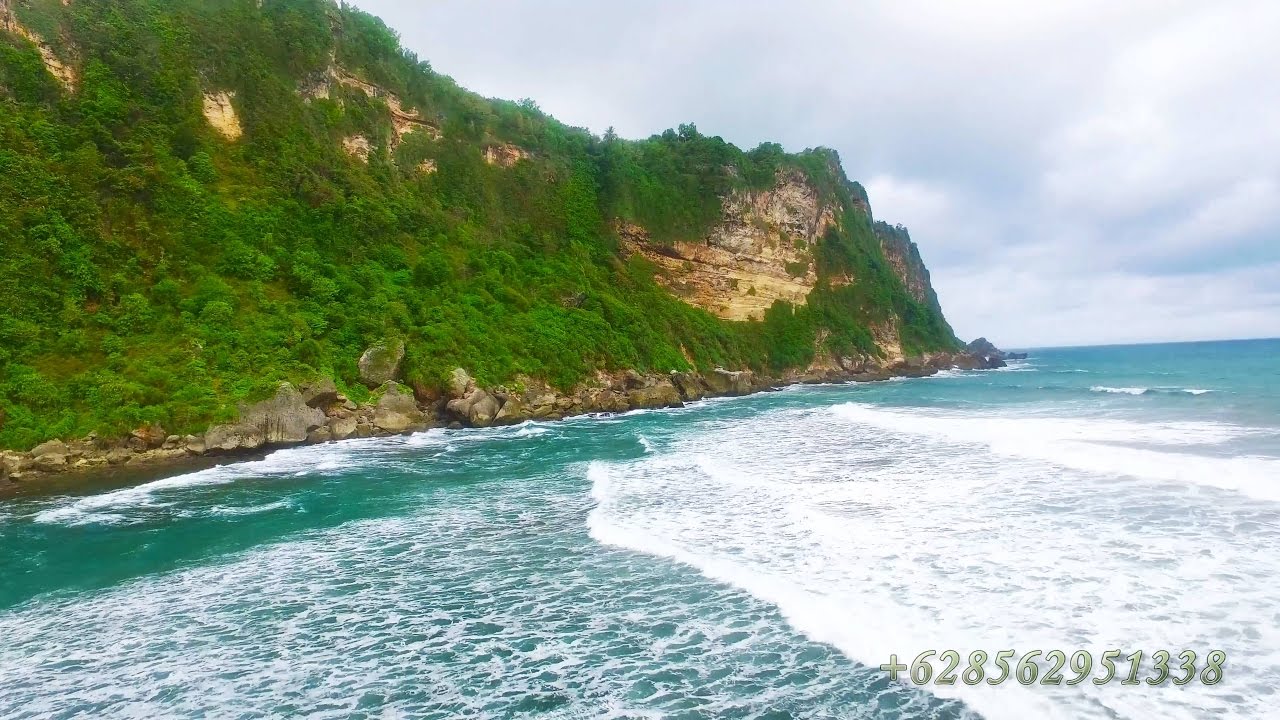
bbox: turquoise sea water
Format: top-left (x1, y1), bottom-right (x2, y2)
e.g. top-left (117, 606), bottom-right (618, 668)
top-left (1, 339), bottom-right (1278, 719)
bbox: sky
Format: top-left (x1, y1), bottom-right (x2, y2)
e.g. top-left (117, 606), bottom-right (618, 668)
top-left (353, 0), bottom-right (1280, 348)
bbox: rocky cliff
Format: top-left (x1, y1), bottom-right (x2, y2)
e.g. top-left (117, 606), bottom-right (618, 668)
top-left (619, 168), bottom-right (831, 322)
top-left (0, 0), bottom-right (984, 475)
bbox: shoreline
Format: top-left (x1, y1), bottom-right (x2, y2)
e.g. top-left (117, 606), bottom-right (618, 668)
top-left (0, 350), bottom-right (1003, 499)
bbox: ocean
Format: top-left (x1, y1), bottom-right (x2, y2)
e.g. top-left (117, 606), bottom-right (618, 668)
top-left (1, 338), bottom-right (1277, 719)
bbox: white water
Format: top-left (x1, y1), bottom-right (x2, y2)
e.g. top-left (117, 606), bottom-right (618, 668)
top-left (587, 402), bottom-right (1280, 720)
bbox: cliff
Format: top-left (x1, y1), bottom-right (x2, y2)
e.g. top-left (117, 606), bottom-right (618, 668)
top-left (0, 0), bottom-right (971, 462)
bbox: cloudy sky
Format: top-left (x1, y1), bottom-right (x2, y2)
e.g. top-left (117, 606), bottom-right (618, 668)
top-left (354, 0), bottom-right (1279, 347)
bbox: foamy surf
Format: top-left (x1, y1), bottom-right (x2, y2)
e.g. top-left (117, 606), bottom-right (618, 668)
top-left (1091, 385), bottom-right (1215, 396)
top-left (31, 443), bottom-right (358, 526)
top-left (587, 395), bottom-right (1280, 720)
top-left (828, 403), bottom-right (1280, 502)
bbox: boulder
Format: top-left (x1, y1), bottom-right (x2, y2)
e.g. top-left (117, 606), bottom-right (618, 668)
top-left (467, 390), bottom-right (501, 427)
top-left (204, 423), bottom-right (266, 452)
top-left (358, 341), bottom-right (405, 388)
top-left (1, 451), bottom-right (29, 480)
top-left (184, 435), bottom-right (206, 455)
top-left (129, 424), bottom-right (167, 450)
top-left (963, 337), bottom-right (1010, 368)
top-left (595, 389), bottom-right (631, 413)
top-left (329, 415), bottom-right (358, 440)
top-left (31, 439), bottom-right (69, 459)
top-left (627, 380), bottom-right (684, 410)
top-left (306, 427), bottom-right (332, 444)
top-left (492, 396), bottom-right (530, 425)
top-left (106, 447), bottom-right (134, 465)
top-left (204, 383), bottom-right (326, 452)
top-left (33, 452), bottom-right (68, 471)
top-left (372, 382), bottom-right (427, 434)
top-left (447, 368), bottom-right (475, 399)
top-left (704, 368), bottom-right (754, 396)
top-left (300, 378), bottom-right (340, 408)
top-left (965, 337), bottom-right (1001, 357)
top-left (670, 371), bottom-right (706, 401)
top-left (446, 388), bottom-right (500, 427)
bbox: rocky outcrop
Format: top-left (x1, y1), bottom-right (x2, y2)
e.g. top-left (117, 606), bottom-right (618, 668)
top-left (965, 337), bottom-right (1023, 367)
top-left (875, 222), bottom-right (931, 305)
top-left (202, 91), bottom-right (242, 140)
top-left (204, 383), bottom-right (326, 452)
top-left (0, 4), bottom-right (77, 92)
top-left (343, 134), bottom-right (372, 162)
top-left (703, 368), bottom-right (756, 396)
top-left (444, 369), bottom-right (501, 427)
top-left (302, 64), bottom-right (442, 152)
top-left (626, 378), bottom-right (684, 410)
top-left (358, 341), bottom-right (405, 387)
top-left (299, 378), bottom-right (340, 408)
top-left (620, 169), bottom-right (833, 321)
top-left (483, 143), bottom-right (529, 167)
top-left (372, 382), bottom-right (428, 434)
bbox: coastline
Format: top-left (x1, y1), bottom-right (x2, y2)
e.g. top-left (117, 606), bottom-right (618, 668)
top-left (0, 349), bottom-right (1004, 498)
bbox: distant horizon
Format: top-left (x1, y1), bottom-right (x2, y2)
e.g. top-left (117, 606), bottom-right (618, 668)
top-left (1009, 335), bottom-right (1280, 352)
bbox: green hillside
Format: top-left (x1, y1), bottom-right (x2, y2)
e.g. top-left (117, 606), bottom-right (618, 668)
top-left (0, 0), bottom-right (957, 449)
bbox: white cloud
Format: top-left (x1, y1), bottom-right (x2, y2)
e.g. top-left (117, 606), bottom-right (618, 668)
top-left (354, 0), bottom-right (1280, 347)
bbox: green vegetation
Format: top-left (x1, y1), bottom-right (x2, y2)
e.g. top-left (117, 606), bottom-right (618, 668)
top-left (0, 0), bottom-right (957, 449)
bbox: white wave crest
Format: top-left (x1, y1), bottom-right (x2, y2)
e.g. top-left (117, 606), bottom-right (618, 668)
top-left (1091, 385), bottom-right (1148, 395)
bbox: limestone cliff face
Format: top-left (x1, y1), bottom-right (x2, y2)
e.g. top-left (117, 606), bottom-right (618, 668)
top-left (621, 169), bottom-right (833, 322)
top-left (0, 0), bottom-right (77, 92)
top-left (201, 91), bottom-right (242, 140)
top-left (302, 63), bottom-right (443, 157)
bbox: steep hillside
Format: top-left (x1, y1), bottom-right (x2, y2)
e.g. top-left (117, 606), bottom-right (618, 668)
top-left (0, 0), bottom-right (961, 453)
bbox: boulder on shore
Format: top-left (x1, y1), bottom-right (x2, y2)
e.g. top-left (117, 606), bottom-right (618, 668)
top-left (704, 368), bottom-right (754, 396)
top-left (372, 382), bottom-right (428, 433)
top-left (300, 378), bottom-right (340, 408)
top-left (204, 383), bottom-right (326, 452)
top-left (670, 371), bottom-right (706, 401)
top-left (446, 387), bottom-right (500, 427)
top-left (358, 341), bottom-right (405, 388)
top-left (447, 368), bottom-right (475, 399)
top-left (627, 380), bottom-right (684, 410)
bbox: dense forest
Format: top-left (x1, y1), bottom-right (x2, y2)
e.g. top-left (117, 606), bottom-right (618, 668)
top-left (0, 0), bottom-right (957, 450)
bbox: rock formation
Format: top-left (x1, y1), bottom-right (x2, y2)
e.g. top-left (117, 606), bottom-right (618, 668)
top-left (358, 341), bottom-right (405, 387)
top-left (204, 383), bottom-right (327, 452)
top-left (202, 91), bottom-right (242, 140)
top-left (621, 169), bottom-right (831, 322)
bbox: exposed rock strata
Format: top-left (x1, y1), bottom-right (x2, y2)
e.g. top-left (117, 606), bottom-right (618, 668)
top-left (483, 143), bottom-right (529, 167)
top-left (0, 3), bottom-right (77, 91)
top-left (621, 168), bottom-right (832, 322)
top-left (302, 64), bottom-right (442, 151)
top-left (201, 91), bottom-right (242, 140)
